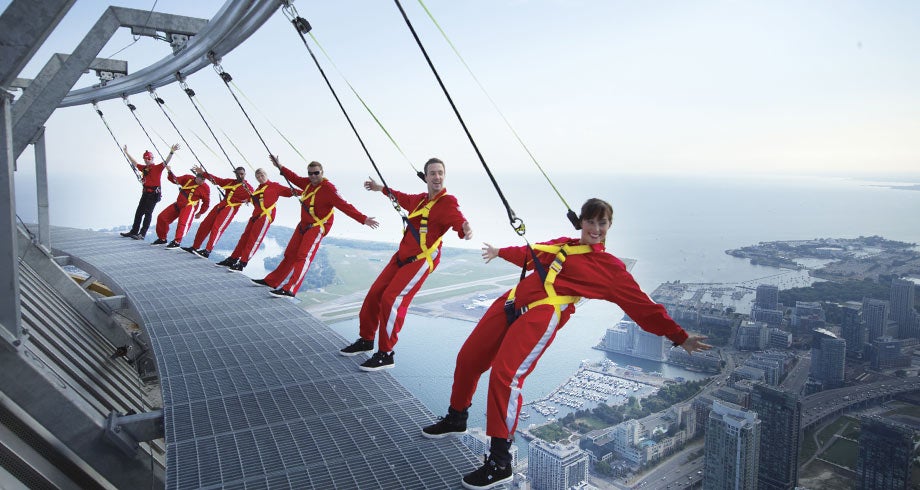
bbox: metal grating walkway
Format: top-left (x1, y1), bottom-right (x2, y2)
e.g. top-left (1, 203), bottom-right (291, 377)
top-left (48, 226), bottom-right (480, 489)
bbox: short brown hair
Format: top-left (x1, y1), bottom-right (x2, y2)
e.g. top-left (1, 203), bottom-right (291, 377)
top-left (308, 161), bottom-right (323, 171)
top-left (424, 158), bottom-right (444, 174)
top-left (579, 198), bottom-right (613, 222)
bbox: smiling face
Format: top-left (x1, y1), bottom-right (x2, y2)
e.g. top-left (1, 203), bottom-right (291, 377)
top-left (424, 159), bottom-right (445, 196)
top-left (255, 168), bottom-right (268, 185)
top-left (307, 162), bottom-right (323, 186)
top-left (579, 198), bottom-right (614, 245)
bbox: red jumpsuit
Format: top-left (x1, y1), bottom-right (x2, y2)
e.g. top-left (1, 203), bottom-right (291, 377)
top-left (191, 173), bottom-right (254, 251)
top-left (228, 180), bottom-right (298, 263)
top-left (448, 237), bottom-right (689, 440)
top-left (357, 187), bottom-right (468, 352)
top-left (154, 173), bottom-right (210, 243)
top-left (263, 166), bottom-right (369, 294)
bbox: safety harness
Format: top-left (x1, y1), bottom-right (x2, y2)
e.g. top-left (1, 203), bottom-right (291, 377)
top-left (298, 181), bottom-right (334, 234)
top-left (250, 185), bottom-right (276, 220)
top-left (504, 243), bottom-right (593, 325)
top-left (398, 190), bottom-right (445, 272)
top-left (221, 181), bottom-right (247, 208)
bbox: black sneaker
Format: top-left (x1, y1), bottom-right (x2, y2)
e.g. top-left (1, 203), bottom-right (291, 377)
top-left (251, 278), bottom-right (269, 286)
top-left (461, 455), bottom-right (512, 489)
top-left (195, 249), bottom-right (211, 258)
top-left (269, 288), bottom-right (294, 298)
top-left (130, 233), bottom-right (144, 240)
top-left (359, 351), bottom-right (394, 372)
top-left (181, 246), bottom-right (197, 254)
top-left (151, 238), bottom-right (168, 245)
top-left (422, 407), bottom-right (469, 439)
top-left (120, 232), bottom-right (134, 238)
top-left (215, 257), bottom-right (237, 267)
top-left (339, 338), bottom-right (374, 357)
top-left (228, 261), bottom-right (246, 272)
top-left (165, 241), bottom-right (181, 250)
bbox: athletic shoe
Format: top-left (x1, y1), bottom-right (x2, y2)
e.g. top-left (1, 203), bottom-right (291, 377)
top-left (181, 246), bottom-right (197, 255)
top-left (130, 234), bottom-right (144, 240)
top-left (151, 238), bottom-right (168, 245)
top-left (120, 232), bottom-right (134, 238)
top-left (195, 249), bottom-right (211, 259)
top-left (359, 351), bottom-right (394, 372)
top-left (251, 278), bottom-right (269, 286)
top-left (269, 288), bottom-right (294, 298)
top-left (165, 241), bottom-right (181, 250)
top-left (215, 257), bottom-right (237, 267)
top-left (461, 455), bottom-right (512, 489)
top-left (339, 338), bottom-right (374, 357)
top-left (422, 408), bottom-right (469, 439)
top-left (228, 261), bottom-right (246, 272)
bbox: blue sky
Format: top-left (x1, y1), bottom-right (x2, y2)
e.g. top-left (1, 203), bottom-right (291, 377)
top-left (7, 0), bottom-right (920, 233)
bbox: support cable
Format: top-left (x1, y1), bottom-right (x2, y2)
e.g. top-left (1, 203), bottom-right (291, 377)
top-left (276, 6), bottom-right (413, 226)
top-left (92, 101), bottom-right (142, 182)
top-left (415, 0), bottom-right (579, 229)
top-left (122, 95), bottom-right (169, 163)
top-left (391, 0), bottom-right (525, 237)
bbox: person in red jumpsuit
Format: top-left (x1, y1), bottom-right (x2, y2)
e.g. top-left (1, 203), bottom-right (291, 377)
top-left (120, 143), bottom-right (180, 240)
top-left (420, 198), bottom-right (712, 489)
top-left (182, 165), bottom-right (254, 258)
top-left (339, 158), bottom-right (472, 371)
top-left (151, 169), bottom-right (211, 249)
top-left (250, 156), bottom-right (380, 298)
top-left (215, 160), bottom-right (299, 272)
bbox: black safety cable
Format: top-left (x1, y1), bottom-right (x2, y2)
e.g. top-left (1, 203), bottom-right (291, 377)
top-left (277, 6), bottom-right (417, 233)
top-left (175, 73), bottom-right (253, 199)
top-left (122, 95), bottom-right (168, 164)
top-left (392, 0), bottom-right (524, 236)
top-left (209, 58), bottom-right (333, 221)
top-left (92, 101), bottom-right (142, 182)
top-left (392, 0), bottom-right (547, 281)
top-left (147, 87), bottom-right (223, 201)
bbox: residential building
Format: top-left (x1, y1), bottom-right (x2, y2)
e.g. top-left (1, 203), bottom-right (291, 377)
top-left (528, 439), bottom-right (589, 490)
top-left (890, 278), bottom-right (917, 339)
top-left (703, 401), bottom-right (761, 490)
top-left (857, 416), bottom-right (914, 490)
top-left (751, 384), bottom-right (802, 490)
top-left (808, 328), bottom-right (845, 390)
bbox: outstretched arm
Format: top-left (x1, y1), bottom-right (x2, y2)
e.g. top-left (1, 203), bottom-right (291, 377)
top-left (481, 242), bottom-right (500, 263)
top-left (163, 143), bottom-right (180, 165)
top-left (679, 335), bottom-right (713, 354)
top-left (123, 145), bottom-right (140, 167)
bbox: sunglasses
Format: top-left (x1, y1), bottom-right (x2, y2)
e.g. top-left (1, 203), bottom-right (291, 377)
top-left (308, 171), bottom-right (321, 176)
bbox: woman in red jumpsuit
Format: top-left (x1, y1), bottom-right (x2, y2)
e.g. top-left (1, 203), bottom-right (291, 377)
top-left (421, 198), bottom-right (712, 489)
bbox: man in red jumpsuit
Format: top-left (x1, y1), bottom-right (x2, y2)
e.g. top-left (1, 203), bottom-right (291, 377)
top-left (215, 161), bottom-right (299, 272)
top-left (182, 165), bottom-right (254, 258)
top-left (151, 169), bottom-right (211, 249)
top-left (250, 156), bottom-right (379, 298)
top-left (339, 158), bottom-right (472, 371)
top-left (120, 143), bottom-right (180, 240)
top-left (420, 198), bottom-right (712, 489)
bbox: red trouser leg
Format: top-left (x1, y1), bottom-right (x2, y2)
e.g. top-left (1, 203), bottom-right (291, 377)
top-left (282, 227), bottom-right (325, 294)
top-left (238, 214), bottom-right (272, 262)
top-left (192, 204), bottom-right (222, 249)
top-left (357, 256), bottom-right (400, 342)
top-left (155, 204), bottom-right (180, 240)
top-left (458, 303), bottom-right (563, 440)
top-left (374, 252), bottom-right (437, 352)
top-left (230, 217), bottom-right (257, 260)
top-left (205, 205), bottom-right (238, 251)
top-left (264, 228), bottom-right (304, 287)
top-left (449, 292), bottom-right (511, 412)
top-left (173, 205), bottom-right (196, 243)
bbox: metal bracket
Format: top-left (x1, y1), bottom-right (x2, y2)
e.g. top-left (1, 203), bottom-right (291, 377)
top-left (104, 409), bottom-right (164, 456)
top-left (95, 295), bottom-right (127, 314)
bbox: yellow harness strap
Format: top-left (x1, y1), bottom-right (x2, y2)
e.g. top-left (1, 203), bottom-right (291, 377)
top-left (180, 180), bottom-right (201, 206)
top-left (252, 186), bottom-right (276, 219)
top-left (507, 243), bottom-right (593, 321)
top-left (406, 192), bottom-right (445, 272)
top-left (222, 182), bottom-right (244, 207)
top-left (300, 182), bottom-right (334, 233)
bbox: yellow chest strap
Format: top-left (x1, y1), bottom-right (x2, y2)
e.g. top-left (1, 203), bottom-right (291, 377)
top-left (406, 193), bottom-right (444, 272)
top-left (180, 181), bottom-right (201, 206)
top-left (508, 243), bottom-right (593, 320)
top-left (251, 186), bottom-right (276, 219)
top-left (221, 182), bottom-right (244, 207)
top-left (300, 182), bottom-right (334, 233)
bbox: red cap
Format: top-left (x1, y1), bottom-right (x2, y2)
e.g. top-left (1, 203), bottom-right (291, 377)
top-left (143, 150), bottom-right (154, 160)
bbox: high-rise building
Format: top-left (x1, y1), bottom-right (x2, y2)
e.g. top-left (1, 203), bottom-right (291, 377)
top-left (863, 298), bottom-right (892, 341)
top-left (808, 328), bottom-right (846, 390)
top-left (857, 416), bottom-right (914, 489)
top-left (736, 321), bottom-right (769, 351)
top-left (600, 320), bottom-right (668, 361)
top-left (703, 401), bottom-right (761, 490)
top-left (459, 428), bottom-right (519, 470)
top-left (839, 303), bottom-right (865, 357)
top-left (750, 384), bottom-right (802, 490)
top-left (527, 439), bottom-right (589, 490)
top-left (755, 285), bottom-right (780, 310)
top-left (867, 336), bottom-right (912, 370)
top-left (791, 301), bottom-right (825, 336)
top-left (890, 278), bottom-right (917, 339)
